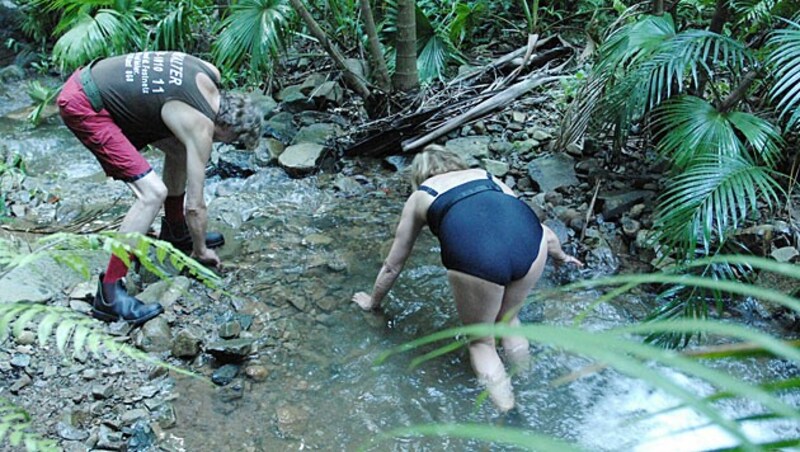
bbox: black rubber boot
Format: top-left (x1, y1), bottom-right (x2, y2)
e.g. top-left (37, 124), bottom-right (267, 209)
top-left (92, 273), bottom-right (164, 326)
top-left (158, 217), bottom-right (225, 253)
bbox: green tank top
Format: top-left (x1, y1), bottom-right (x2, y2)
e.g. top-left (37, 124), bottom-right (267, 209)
top-left (90, 51), bottom-right (219, 149)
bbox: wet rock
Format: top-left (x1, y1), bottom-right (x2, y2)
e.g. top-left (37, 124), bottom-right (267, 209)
top-left (0, 64), bottom-right (24, 83)
top-left (244, 364), bottom-right (269, 382)
top-left (10, 353), bottom-right (30, 368)
top-left (527, 154), bottom-right (579, 192)
top-left (489, 140), bottom-right (513, 155)
top-left (136, 317), bottom-right (172, 353)
top-left (513, 139), bottom-right (540, 155)
top-left (483, 159), bottom-right (509, 177)
top-left (565, 141), bottom-right (584, 157)
top-left (291, 123), bottom-right (342, 146)
top-left (771, 246), bottom-right (798, 263)
top-left (92, 383), bottom-right (113, 400)
top-left (219, 320), bottom-right (241, 339)
top-left (96, 424), bottom-right (124, 450)
top-left (212, 364), bottom-right (240, 386)
top-left (254, 138), bottom-right (285, 166)
top-left (267, 112), bottom-right (297, 144)
top-left (251, 92), bottom-right (278, 120)
top-left (69, 281), bottom-right (95, 300)
top-left (153, 403), bottom-right (177, 429)
top-left (206, 338), bottom-right (255, 362)
top-left (69, 299), bottom-right (92, 314)
top-left (310, 80), bottom-right (344, 106)
top-left (126, 421), bottom-right (156, 451)
top-left (445, 136), bottom-right (491, 166)
top-left (333, 174), bottom-right (363, 196)
top-left (528, 127), bottom-right (553, 141)
top-left (43, 364), bottom-right (58, 379)
top-left (383, 155), bottom-right (409, 172)
top-left (276, 404), bottom-right (310, 438)
top-left (344, 58), bottom-right (368, 80)
top-left (303, 233), bottom-right (334, 247)
top-left (0, 265), bottom-right (56, 303)
top-left (300, 73), bottom-right (327, 94)
top-left (621, 217), bottom-right (641, 238)
top-left (137, 276), bottom-right (191, 310)
top-left (217, 378), bottom-right (246, 402)
top-left (629, 203), bottom-right (646, 219)
top-left (279, 143), bottom-right (326, 177)
top-left (172, 328), bottom-right (202, 359)
top-left (10, 374), bottom-right (31, 393)
top-left (598, 190), bottom-right (655, 221)
top-left (121, 408), bottom-right (149, 425)
top-left (57, 422), bottom-right (89, 441)
top-left (211, 147), bottom-right (257, 179)
top-left (278, 85), bottom-right (315, 112)
top-left (512, 111), bottom-right (526, 123)
top-left (15, 330), bottom-right (35, 346)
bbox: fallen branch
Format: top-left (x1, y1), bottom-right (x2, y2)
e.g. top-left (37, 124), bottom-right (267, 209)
top-left (401, 74), bottom-right (562, 152)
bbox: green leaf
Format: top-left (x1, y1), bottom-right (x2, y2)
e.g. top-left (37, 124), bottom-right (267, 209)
top-left (55, 321), bottom-right (75, 354)
top-left (36, 313), bottom-right (59, 347)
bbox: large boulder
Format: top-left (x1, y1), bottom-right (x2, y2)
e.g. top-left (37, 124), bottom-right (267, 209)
top-left (278, 143), bottom-right (326, 177)
top-left (445, 136), bottom-right (492, 166)
top-left (598, 190), bottom-right (656, 221)
top-left (526, 153), bottom-right (579, 193)
top-left (291, 123), bottom-right (343, 146)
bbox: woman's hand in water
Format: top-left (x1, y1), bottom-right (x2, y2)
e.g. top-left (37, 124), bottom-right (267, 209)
top-left (352, 292), bottom-right (375, 311)
top-left (554, 253), bottom-right (584, 268)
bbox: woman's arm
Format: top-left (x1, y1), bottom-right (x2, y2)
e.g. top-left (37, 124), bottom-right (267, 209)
top-left (353, 193), bottom-right (426, 310)
top-left (543, 225), bottom-right (584, 267)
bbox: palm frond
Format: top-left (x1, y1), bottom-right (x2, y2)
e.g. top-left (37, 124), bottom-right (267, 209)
top-left (597, 13), bottom-right (676, 73)
top-left (212, 0), bottom-right (293, 76)
top-left (652, 96), bottom-right (782, 168)
top-left (626, 30), bottom-right (753, 113)
top-left (767, 16), bottom-right (800, 129)
top-left (52, 9), bottom-right (145, 71)
top-left (652, 154), bottom-right (782, 256)
top-left (25, 82), bottom-right (61, 127)
top-left (731, 0), bottom-right (778, 30)
top-left (448, 1), bottom-right (487, 48)
top-left (151, 3), bottom-right (192, 51)
top-left (556, 71), bottom-right (609, 150)
top-left (414, 4), bottom-right (463, 85)
top-left (0, 397), bottom-right (59, 452)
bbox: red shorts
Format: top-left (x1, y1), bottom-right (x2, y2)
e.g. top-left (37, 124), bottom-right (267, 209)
top-left (57, 70), bottom-right (152, 182)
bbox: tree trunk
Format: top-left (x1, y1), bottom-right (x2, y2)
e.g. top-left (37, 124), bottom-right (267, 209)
top-left (653, 0), bottom-right (664, 15)
top-left (694, 0), bottom-right (729, 97)
top-left (287, 0), bottom-right (372, 100)
top-left (359, 0), bottom-right (392, 92)
top-left (718, 70), bottom-right (758, 112)
top-left (393, 0), bottom-right (419, 91)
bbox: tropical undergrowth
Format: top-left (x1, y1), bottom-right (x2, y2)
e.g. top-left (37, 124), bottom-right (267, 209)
top-left (558, 2), bottom-right (800, 338)
top-left (371, 255), bottom-right (800, 450)
top-left (0, 231), bottom-right (218, 451)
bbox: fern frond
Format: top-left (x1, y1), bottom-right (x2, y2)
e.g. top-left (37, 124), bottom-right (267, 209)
top-left (0, 302), bottom-right (198, 379)
top-left (0, 398), bottom-right (59, 452)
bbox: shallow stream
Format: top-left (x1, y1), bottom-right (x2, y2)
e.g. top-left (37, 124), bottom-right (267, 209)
top-left (1, 79), bottom-right (798, 451)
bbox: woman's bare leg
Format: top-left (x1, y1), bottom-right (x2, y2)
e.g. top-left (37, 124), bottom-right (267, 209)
top-left (448, 270), bottom-right (515, 411)
top-left (497, 235), bottom-right (548, 368)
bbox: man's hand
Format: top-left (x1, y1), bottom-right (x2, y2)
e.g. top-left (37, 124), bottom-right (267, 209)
top-left (192, 248), bottom-right (221, 269)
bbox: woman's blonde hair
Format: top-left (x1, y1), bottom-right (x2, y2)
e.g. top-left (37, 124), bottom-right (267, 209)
top-left (409, 144), bottom-right (468, 188)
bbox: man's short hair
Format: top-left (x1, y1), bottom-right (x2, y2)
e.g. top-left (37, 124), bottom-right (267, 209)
top-left (216, 91), bottom-right (263, 150)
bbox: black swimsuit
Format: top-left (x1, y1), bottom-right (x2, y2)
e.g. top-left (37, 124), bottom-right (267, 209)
top-left (419, 172), bottom-right (543, 285)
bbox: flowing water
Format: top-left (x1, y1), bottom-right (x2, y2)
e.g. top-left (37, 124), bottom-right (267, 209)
top-left (2, 82), bottom-right (799, 451)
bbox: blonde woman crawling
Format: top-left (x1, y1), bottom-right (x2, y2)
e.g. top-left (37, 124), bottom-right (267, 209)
top-left (353, 144), bottom-right (583, 412)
